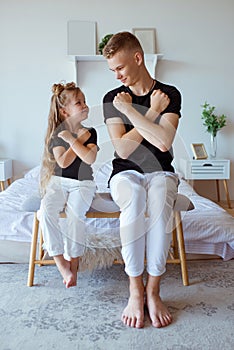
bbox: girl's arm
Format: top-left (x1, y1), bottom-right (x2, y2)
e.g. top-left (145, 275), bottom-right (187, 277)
top-left (53, 129), bottom-right (98, 168)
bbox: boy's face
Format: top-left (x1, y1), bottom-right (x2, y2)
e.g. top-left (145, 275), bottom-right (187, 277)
top-left (107, 49), bottom-right (141, 87)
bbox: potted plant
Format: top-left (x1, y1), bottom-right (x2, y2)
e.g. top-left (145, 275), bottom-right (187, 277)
top-left (98, 34), bottom-right (113, 55)
top-left (201, 102), bottom-right (227, 158)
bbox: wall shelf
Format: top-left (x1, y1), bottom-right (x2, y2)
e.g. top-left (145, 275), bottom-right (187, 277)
top-left (69, 53), bottom-right (163, 62)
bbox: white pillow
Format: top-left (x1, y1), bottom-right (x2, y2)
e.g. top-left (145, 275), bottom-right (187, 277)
top-left (21, 192), bottom-right (41, 212)
top-left (24, 166), bottom-right (40, 179)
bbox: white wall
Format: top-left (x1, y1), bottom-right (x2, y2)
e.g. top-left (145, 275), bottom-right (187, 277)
top-left (0, 0), bottom-right (233, 200)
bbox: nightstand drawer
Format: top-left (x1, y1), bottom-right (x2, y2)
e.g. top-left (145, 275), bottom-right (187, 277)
top-left (0, 158), bottom-right (12, 181)
top-left (179, 159), bottom-right (230, 180)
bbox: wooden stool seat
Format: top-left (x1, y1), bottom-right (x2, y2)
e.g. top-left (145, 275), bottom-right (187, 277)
top-left (27, 192), bottom-right (194, 287)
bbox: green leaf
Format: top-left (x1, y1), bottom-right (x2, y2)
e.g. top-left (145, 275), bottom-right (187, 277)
top-left (98, 34), bottom-right (113, 54)
top-left (201, 102), bottom-right (227, 135)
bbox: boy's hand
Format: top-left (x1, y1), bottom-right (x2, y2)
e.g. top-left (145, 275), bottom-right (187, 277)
top-left (150, 90), bottom-right (170, 114)
top-left (113, 92), bottom-right (132, 114)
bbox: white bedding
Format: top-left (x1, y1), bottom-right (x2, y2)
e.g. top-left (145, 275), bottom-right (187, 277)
top-left (178, 180), bottom-right (234, 259)
top-left (0, 165), bottom-right (234, 262)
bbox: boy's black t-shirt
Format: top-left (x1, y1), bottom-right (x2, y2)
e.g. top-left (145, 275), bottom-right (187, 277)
top-left (103, 80), bottom-right (182, 181)
top-left (49, 127), bottom-right (97, 181)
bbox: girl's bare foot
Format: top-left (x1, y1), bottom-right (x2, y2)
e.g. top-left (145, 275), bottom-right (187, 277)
top-left (54, 255), bottom-right (76, 288)
top-left (70, 257), bottom-right (79, 286)
top-left (121, 276), bottom-right (145, 328)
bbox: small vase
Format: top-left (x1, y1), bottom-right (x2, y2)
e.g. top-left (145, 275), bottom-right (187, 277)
top-left (210, 133), bottom-right (217, 158)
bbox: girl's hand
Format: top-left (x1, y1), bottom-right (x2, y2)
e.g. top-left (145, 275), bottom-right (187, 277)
top-left (77, 128), bottom-right (91, 144)
top-left (58, 130), bottom-right (74, 144)
top-left (150, 90), bottom-right (170, 114)
top-left (58, 128), bottom-right (91, 147)
top-left (113, 92), bottom-right (132, 114)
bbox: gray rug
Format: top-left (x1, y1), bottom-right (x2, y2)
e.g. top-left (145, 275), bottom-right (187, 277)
top-left (0, 260), bottom-right (234, 350)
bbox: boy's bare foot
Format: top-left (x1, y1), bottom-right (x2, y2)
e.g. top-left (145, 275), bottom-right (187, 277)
top-left (146, 274), bottom-right (172, 328)
top-left (121, 276), bottom-right (145, 328)
top-left (146, 292), bottom-right (172, 328)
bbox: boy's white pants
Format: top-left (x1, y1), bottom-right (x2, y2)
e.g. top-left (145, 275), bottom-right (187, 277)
top-left (110, 170), bottom-right (179, 277)
top-left (39, 176), bottom-right (96, 258)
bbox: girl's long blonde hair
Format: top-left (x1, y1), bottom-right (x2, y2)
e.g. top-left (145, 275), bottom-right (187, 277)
top-left (40, 81), bottom-right (81, 196)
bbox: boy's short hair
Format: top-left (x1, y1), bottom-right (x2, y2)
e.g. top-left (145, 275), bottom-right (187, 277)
top-left (103, 31), bottom-right (143, 58)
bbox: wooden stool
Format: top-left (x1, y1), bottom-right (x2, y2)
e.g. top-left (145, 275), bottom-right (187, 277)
top-left (27, 193), bottom-right (193, 287)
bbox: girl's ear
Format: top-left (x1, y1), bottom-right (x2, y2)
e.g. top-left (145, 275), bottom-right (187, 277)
top-left (59, 108), bottom-right (68, 119)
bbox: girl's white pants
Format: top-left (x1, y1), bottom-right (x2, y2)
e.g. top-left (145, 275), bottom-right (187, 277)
top-left (110, 170), bottom-right (179, 277)
top-left (39, 176), bottom-right (96, 258)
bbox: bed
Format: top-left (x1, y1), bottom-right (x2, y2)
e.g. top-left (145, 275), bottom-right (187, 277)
top-left (0, 163), bottom-right (234, 265)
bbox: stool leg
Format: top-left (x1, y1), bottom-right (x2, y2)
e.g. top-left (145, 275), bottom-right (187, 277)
top-left (172, 227), bottom-right (179, 259)
top-left (39, 229), bottom-right (44, 265)
top-left (27, 213), bottom-right (39, 287)
top-left (174, 211), bottom-right (189, 286)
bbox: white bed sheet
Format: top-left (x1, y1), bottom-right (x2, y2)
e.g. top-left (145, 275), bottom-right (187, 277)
top-left (0, 176), bottom-right (38, 242)
top-left (178, 180), bottom-right (234, 259)
top-left (0, 166), bottom-right (233, 262)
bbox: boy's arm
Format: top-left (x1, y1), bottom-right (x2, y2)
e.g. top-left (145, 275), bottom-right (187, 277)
top-left (113, 92), bottom-right (179, 152)
top-left (106, 117), bottom-right (144, 159)
top-left (106, 89), bottom-right (173, 158)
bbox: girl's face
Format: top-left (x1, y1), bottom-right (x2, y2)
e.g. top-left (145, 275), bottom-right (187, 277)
top-left (64, 90), bottom-right (89, 122)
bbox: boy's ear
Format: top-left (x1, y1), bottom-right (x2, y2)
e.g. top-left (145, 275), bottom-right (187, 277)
top-left (135, 51), bottom-right (143, 66)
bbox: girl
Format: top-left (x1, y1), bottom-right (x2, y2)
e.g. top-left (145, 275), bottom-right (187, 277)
top-left (40, 82), bottom-right (98, 288)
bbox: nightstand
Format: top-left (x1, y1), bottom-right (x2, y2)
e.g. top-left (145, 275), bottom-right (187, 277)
top-left (179, 158), bottom-right (231, 208)
top-left (0, 158), bottom-right (12, 191)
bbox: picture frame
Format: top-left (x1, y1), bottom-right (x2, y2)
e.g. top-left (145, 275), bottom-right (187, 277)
top-left (67, 20), bottom-right (96, 55)
top-left (132, 28), bottom-right (156, 54)
top-left (191, 143), bottom-right (208, 160)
